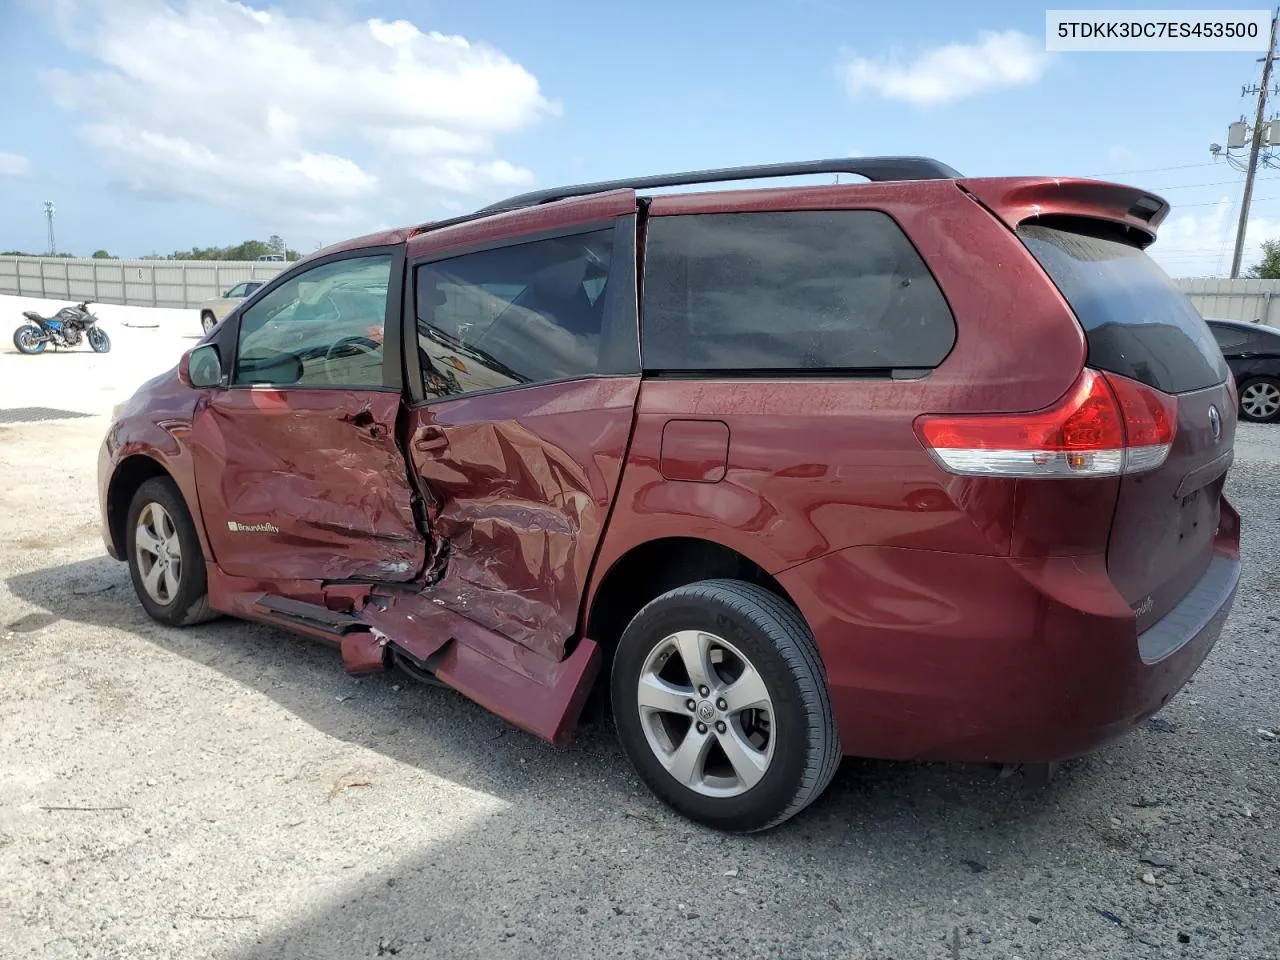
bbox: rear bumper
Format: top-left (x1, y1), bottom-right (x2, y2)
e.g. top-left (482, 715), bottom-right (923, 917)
top-left (777, 500), bottom-right (1241, 764)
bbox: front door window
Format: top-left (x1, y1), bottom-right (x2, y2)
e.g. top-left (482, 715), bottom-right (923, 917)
top-left (234, 255), bottom-right (392, 387)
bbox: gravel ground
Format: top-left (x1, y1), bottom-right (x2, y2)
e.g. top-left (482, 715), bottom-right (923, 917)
top-left (1, 298), bottom-right (1278, 959)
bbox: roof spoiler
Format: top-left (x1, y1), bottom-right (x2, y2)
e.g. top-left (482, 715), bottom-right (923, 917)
top-left (959, 178), bottom-right (1171, 246)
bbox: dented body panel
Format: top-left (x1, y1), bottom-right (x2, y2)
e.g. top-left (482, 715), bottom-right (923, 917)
top-left (99, 368), bottom-right (208, 562)
top-left (190, 388), bottom-right (425, 581)
top-left (405, 377), bottom-right (640, 661)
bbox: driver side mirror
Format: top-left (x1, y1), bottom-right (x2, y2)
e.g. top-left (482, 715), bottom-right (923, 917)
top-left (181, 344), bottom-right (224, 388)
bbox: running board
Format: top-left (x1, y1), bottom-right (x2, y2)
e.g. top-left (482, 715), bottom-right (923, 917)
top-left (254, 594), bottom-right (366, 636)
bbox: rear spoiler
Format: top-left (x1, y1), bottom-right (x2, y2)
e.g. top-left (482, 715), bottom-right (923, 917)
top-left (957, 177), bottom-right (1170, 247)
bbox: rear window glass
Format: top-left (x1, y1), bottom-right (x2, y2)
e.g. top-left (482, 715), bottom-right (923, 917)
top-left (641, 210), bottom-right (955, 372)
top-left (1018, 222), bottom-right (1227, 394)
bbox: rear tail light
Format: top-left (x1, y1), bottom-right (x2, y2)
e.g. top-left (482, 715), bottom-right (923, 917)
top-left (915, 369), bottom-right (1177, 478)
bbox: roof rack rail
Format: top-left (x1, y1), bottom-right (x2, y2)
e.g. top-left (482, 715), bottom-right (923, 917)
top-left (475, 156), bottom-right (961, 215)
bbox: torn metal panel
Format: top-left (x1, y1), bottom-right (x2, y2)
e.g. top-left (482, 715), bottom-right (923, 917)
top-left (341, 628), bottom-right (388, 674)
top-left (190, 389), bottom-right (427, 582)
top-left (407, 377), bottom-right (640, 660)
top-left (363, 589), bottom-right (601, 744)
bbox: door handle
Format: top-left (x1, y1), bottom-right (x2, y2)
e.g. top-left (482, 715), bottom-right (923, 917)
top-left (414, 429), bottom-right (449, 453)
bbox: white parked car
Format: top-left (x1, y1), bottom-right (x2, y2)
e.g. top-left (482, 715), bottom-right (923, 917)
top-left (198, 280), bottom-right (265, 333)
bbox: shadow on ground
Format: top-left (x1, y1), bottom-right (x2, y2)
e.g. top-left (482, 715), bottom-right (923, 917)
top-left (7, 556), bottom-right (1146, 959)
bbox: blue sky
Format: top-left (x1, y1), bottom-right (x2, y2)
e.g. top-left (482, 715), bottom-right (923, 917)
top-left (1, 0), bottom-right (1279, 275)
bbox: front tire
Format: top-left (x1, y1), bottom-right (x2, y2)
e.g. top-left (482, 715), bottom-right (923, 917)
top-left (13, 324), bottom-right (45, 354)
top-left (611, 579), bottom-right (840, 832)
top-left (125, 477), bottom-right (217, 626)
top-left (201, 311), bottom-right (217, 334)
top-left (87, 327), bottom-right (111, 353)
top-left (1239, 375), bottom-right (1280, 423)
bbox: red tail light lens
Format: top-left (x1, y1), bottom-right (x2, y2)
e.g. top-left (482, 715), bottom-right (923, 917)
top-left (916, 369), bottom-right (1177, 477)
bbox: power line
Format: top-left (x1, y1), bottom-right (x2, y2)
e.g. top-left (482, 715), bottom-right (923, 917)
top-left (1146, 176), bottom-right (1280, 190)
top-left (1171, 194), bottom-right (1280, 208)
top-left (1083, 161), bottom-right (1220, 178)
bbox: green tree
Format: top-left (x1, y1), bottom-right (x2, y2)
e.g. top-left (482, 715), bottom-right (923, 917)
top-left (1246, 239), bottom-right (1280, 279)
top-left (165, 239), bottom-right (301, 261)
top-left (91, 249), bottom-right (114, 259)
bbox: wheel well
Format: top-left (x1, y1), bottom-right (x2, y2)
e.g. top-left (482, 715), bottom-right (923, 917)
top-left (584, 537), bottom-right (800, 677)
top-left (106, 455), bottom-right (170, 557)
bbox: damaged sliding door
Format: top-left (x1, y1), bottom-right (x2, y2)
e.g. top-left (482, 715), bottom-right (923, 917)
top-left (403, 204), bottom-right (641, 661)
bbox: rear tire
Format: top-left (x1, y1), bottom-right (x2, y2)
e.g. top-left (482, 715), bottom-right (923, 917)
top-left (87, 327), bottom-right (111, 353)
top-left (201, 312), bottom-right (217, 334)
top-left (611, 579), bottom-right (840, 833)
top-left (1239, 375), bottom-right (1280, 423)
top-left (13, 324), bottom-right (45, 354)
top-left (125, 477), bottom-right (218, 626)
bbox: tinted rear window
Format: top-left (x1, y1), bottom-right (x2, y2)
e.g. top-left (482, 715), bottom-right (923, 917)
top-left (641, 210), bottom-right (955, 372)
top-left (1019, 221), bottom-right (1227, 394)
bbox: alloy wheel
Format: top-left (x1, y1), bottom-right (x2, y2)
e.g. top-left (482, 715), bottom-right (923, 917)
top-left (1241, 381), bottom-right (1280, 421)
top-left (636, 629), bottom-right (775, 798)
top-left (134, 502), bottom-right (182, 605)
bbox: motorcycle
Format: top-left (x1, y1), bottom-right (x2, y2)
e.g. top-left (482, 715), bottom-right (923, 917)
top-left (13, 300), bottom-right (111, 355)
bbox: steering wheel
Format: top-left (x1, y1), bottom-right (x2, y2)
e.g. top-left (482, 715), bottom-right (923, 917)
top-left (323, 335), bottom-right (381, 385)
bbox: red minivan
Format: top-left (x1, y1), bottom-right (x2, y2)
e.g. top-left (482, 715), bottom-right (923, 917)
top-left (99, 158), bottom-right (1240, 832)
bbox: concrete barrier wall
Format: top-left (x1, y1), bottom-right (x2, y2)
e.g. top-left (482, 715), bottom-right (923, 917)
top-left (0, 256), bottom-right (289, 309)
top-left (5, 254), bottom-right (1280, 327)
top-left (1174, 277), bottom-right (1280, 329)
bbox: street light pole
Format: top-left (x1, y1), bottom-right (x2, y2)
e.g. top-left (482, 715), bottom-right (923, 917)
top-left (43, 200), bottom-right (56, 256)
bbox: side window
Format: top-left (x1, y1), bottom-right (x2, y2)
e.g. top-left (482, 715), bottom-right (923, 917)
top-left (224, 282), bottom-right (248, 298)
top-left (641, 210), bottom-right (956, 372)
top-left (234, 254), bottom-right (392, 387)
top-left (1244, 330), bottom-right (1280, 355)
top-left (1209, 325), bottom-right (1249, 351)
top-left (414, 228), bottom-right (618, 399)
top-left (1253, 329), bottom-right (1280, 354)
top-left (244, 281), bottom-right (263, 296)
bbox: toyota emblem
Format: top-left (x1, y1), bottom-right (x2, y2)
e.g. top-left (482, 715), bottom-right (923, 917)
top-left (1208, 404), bottom-right (1222, 441)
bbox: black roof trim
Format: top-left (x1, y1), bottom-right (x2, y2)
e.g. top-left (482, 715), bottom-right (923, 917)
top-left (474, 156), bottom-right (961, 215)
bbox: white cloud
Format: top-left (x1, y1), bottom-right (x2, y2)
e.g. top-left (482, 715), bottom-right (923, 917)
top-left (416, 158), bottom-right (536, 194)
top-left (44, 0), bottom-right (555, 226)
top-left (839, 30), bottom-right (1048, 106)
top-left (0, 151), bottom-right (32, 177)
top-left (1150, 199), bottom-right (1280, 277)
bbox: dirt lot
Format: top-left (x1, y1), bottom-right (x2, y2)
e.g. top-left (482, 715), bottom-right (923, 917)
top-left (2, 295), bottom-right (1279, 959)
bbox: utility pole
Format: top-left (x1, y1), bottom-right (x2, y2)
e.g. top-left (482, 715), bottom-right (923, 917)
top-left (1231, 9), bottom-right (1280, 278)
top-left (43, 200), bottom-right (55, 256)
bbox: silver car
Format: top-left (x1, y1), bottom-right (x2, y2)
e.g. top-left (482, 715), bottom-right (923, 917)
top-left (198, 281), bottom-right (264, 333)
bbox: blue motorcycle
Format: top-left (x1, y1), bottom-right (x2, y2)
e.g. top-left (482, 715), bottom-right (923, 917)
top-left (13, 300), bottom-right (111, 354)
